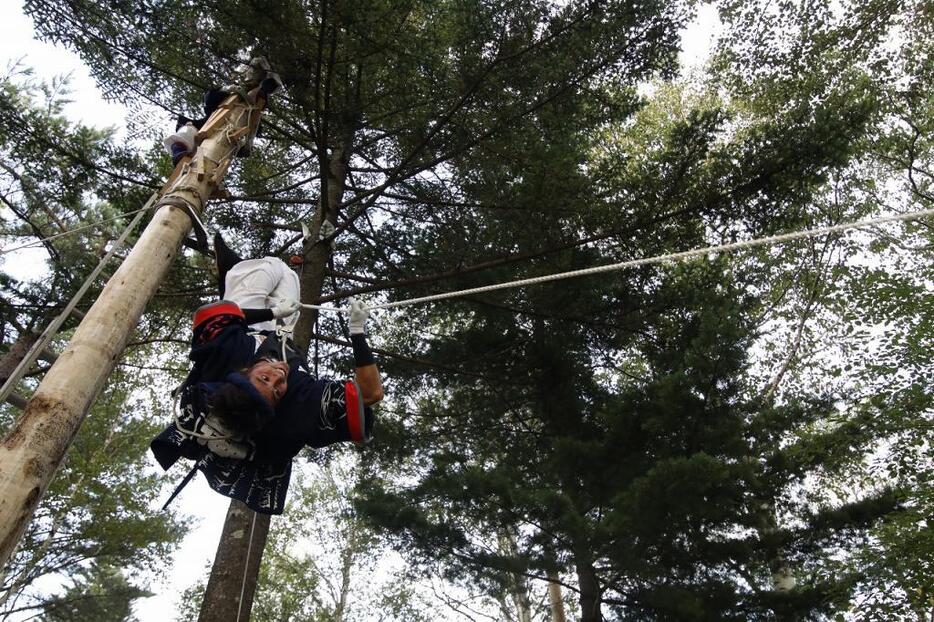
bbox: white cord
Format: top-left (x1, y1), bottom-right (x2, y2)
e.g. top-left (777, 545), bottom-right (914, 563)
top-left (299, 208), bottom-right (934, 313)
top-left (0, 202), bottom-right (160, 256)
top-left (0, 193), bottom-right (157, 405)
top-left (236, 511), bottom-right (258, 622)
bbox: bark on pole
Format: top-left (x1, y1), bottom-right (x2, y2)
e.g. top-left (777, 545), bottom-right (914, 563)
top-left (0, 82), bottom-right (268, 570)
top-left (546, 571), bottom-right (567, 622)
top-left (198, 501), bottom-right (270, 622)
top-left (497, 529), bottom-right (533, 622)
top-left (0, 332), bottom-right (37, 386)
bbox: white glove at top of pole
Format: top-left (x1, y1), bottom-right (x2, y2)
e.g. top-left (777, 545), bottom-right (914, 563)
top-left (349, 298), bottom-right (369, 335)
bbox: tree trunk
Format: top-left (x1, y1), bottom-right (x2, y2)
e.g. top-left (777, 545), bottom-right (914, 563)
top-left (575, 549), bottom-right (603, 622)
top-left (294, 134), bottom-right (354, 349)
top-left (333, 544), bottom-right (354, 621)
top-left (0, 87), bottom-right (266, 570)
top-left (0, 331), bottom-right (50, 410)
top-left (497, 529), bottom-right (533, 622)
top-left (0, 332), bottom-right (37, 386)
top-left (0, 331), bottom-right (38, 595)
top-left (546, 570), bottom-right (567, 622)
top-left (198, 501), bottom-right (270, 622)
top-left (201, 112), bottom-right (358, 619)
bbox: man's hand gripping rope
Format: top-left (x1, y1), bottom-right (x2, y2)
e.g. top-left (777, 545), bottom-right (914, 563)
top-left (270, 298), bottom-right (302, 319)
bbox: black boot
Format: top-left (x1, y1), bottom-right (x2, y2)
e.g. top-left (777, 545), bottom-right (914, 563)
top-left (213, 232), bottom-right (243, 298)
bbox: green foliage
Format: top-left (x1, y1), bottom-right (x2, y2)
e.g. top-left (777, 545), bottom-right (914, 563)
top-left (252, 460), bottom-right (435, 622)
top-left (39, 561), bottom-right (150, 622)
top-left (354, 2), bottom-right (932, 620)
top-left (3, 0), bottom-right (932, 619)
top-left (0, 67), bottom-right (202, 348)
top-left (0, 365), bottom-right (184, 619)
top-left (174, 460), bottom-right (433, 621)
top-left (0, 69), bottom-right (185, 620)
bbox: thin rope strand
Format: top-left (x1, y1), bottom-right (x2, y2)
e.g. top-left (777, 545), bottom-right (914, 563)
top-left (0, 202), bottom-right (160, 256)
top-left (236, 511), bottom-right (258, 622)
top-left (299, 207), bottom-right (934, 314)
top-left (0, 193), bottom-right (157, 404)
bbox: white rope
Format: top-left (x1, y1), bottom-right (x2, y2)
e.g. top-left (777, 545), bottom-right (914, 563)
top-left (171, 394), bottom-right (238, 441)
top-left (0, 192), bottom-right (158, 405)
top-left (237, 511), bottom-right (258, 622)
top-left (300, 208), bottom-right (934, 314)
top-left (0, 202), bottom-right (161, 256)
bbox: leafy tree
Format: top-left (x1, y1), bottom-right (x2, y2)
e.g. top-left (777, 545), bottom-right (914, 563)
top-left (353, 2), bottom-right (927, 620)
top-left (0, 70), bottom-right (185, 620)
top-left (0, 363), bottom-right (183, 620)
top-left (252, 459), bottom-right (425, 622)
top-left (0, 64), bottom-right (210, 375)
top-left (21, 0), bottom-right (692, 333)
top-left (19, 1), bottom-right (696, 617)
top-left (38, 561), bottom-right (150, 622)
top-left (712, 2), bottom-right (934, 619)
top-left (7, 1), bottom-right (930, 621)
top-left (177, 459), bottom-right (435, 622)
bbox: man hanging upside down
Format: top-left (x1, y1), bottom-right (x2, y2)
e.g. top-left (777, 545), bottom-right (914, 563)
top-left (150, 233), bottom-right (383, 514)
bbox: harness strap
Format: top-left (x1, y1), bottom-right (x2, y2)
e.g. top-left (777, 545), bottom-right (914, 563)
top-left (173, 392), bottom-right (235, 441)
top-left (157, 195), bottom-right (211, 254)
top-left (275, 324), bottom-right (293, 361)
top-left (162, 460), bottom-right (202, 511)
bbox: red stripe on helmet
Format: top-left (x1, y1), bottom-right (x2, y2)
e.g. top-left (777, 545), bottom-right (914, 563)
top-left (193, 301), bottom-right (244, 329)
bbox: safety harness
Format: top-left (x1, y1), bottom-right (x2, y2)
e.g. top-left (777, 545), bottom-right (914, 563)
top-left (161, 303), bottom-right (302, 510)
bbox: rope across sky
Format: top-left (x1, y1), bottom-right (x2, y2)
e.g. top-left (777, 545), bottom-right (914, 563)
top-left (300, 207), bottom-right (934, 313)
top-left (4, 199), bottom-right (930, 312)
top-left (0, 203), bottom-right (161, 256)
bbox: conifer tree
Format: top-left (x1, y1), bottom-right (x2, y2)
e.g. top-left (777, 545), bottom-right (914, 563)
top-left (352, 2), bottom-right (927, 618)
top-left (19, 0), bottom-right (693, 617)
top-left (0, 70), bottom-right (185, 619)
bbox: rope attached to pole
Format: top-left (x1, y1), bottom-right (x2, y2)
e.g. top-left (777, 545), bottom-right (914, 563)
top-left (300, 208), bottom-right (934, 314)
top-left (236, 511), bottom-right (258, 622)
top-left (0, 202), bottom-right (162, 256)
top-left (0, 192), bottom-right (159, 405)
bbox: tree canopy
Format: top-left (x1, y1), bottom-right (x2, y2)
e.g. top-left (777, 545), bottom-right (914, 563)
top-left (1, 0), bottom-right (932, 619)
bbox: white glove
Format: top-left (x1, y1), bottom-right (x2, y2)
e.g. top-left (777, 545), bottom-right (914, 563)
top-left (348, 298), bottom-right (368, 335)
top-left (271, 298), bottom-right (301, 319)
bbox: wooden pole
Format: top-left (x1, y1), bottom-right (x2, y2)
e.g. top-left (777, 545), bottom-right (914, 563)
top-left (0, 81), bottom-right (269, 569)
top-left (547, 571), bottom-right (567, 622)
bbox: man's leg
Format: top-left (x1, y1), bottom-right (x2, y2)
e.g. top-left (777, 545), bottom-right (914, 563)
top-left (225, 257), bottom-right (300, 332)
top-left (214, 232), bottom-right (244, 298)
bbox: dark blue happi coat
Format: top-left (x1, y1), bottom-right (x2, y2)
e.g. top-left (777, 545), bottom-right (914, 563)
top-left (151, 303), bottom-right (372, 514)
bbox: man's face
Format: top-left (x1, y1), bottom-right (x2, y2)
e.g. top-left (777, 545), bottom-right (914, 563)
top-left (247, 360), bottom-right (289, 406)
